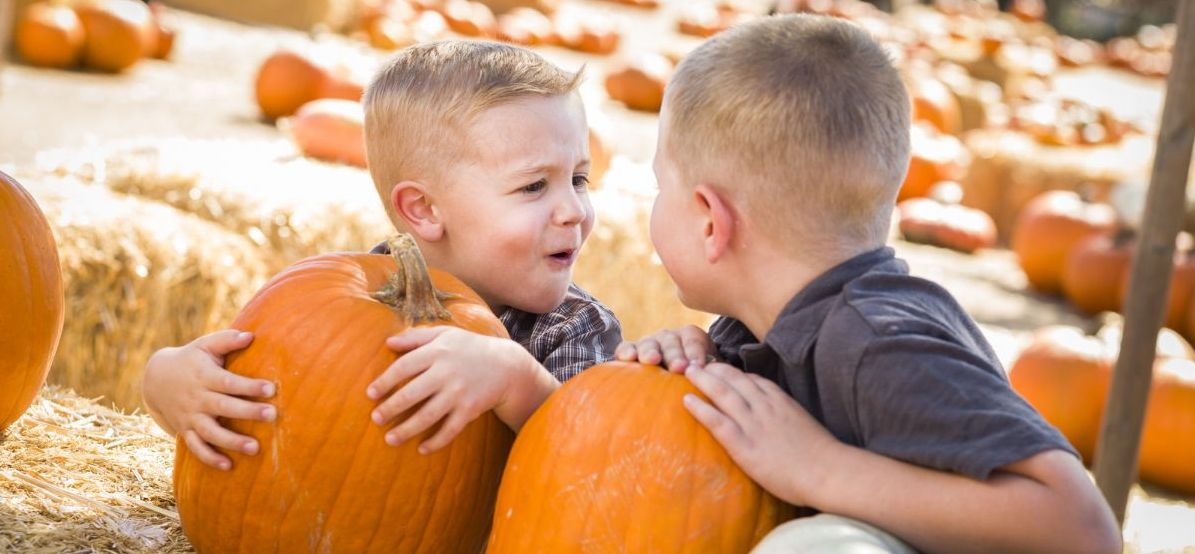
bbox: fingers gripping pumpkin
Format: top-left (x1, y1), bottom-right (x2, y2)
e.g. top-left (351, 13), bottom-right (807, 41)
top-left (173, 235), bottom-right (513, 553)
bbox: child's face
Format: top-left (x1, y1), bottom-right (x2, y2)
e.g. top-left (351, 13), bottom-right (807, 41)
top-left (649, 110), bottom-right (710, 312)
top-left (434, 94), bottom-right (594, 314)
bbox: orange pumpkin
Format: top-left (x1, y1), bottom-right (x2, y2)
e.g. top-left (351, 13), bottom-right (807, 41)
top-left (908, 74), bottom-right (962, 136)
top-left (897, 196), bottom-right (996, 254)
top-left (496, 7), bottom-right (554, 45)
top-left (1009, 326), bottom-right (1113, 461)
top-left (0, 171), bottom-right (65, 432)
top-left (1139, 357), bottom-right (1195, 494)
top-left (897, 123), bottom-right (969, 201)
top-left (604, 53), bottom-right (673, 113)
top-left (1009, 324), bottom-right (1194, 462)
top-left (442, 0), bottom-right (498, 37)
top-left (74, 0), bottom-right (157, 72)
top-left (1061, 230), bottom-right (1134, 315)
top-left (254, 50), bottom-right (366, 121)
top-left (1117, 248), bottom-right (1195, 336)
top-left (487, 362), bottom-right (795, 552)
top-left (15, 2), bottom-right (85, 69)
top-left (287, 99), bottom-right (367, 168)
top-left (174, 235), bottom-right (513, 553)
top-left (553, 8), bottom-right (620, 54)
top-left (588, 128), bottom-right (610, 189)
top-left (1011, 191), bottom-right (1118, 295)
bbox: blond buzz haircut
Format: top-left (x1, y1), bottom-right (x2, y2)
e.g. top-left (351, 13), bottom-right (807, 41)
top-left (665, 14), bottom-right (910, 256)
top-left (363, 41), bottom-right (582, 222)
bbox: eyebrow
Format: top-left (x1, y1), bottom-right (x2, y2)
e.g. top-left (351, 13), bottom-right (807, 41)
top-left (510, 158), bottom-right (592, 176)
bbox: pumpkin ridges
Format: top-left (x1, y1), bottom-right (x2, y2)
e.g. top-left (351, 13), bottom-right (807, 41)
top-left (175, 243), bottom-right (511, 553)
top-left (0, 171), bottom-right (64, 432)
top-left (488, 362), bottom-right (792, 552)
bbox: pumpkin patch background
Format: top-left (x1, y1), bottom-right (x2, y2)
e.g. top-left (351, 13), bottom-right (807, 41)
top-left (1, 0), bottom-right (1195, 551)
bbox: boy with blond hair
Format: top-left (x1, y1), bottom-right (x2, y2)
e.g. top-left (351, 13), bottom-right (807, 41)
top-left (619, 15), bottom-right (1121, 553)
top-left (143, 41), bottom-right (620, 470)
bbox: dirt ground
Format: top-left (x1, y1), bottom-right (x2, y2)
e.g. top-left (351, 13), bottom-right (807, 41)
top-left (1, 1), bottom-right (1193, 551)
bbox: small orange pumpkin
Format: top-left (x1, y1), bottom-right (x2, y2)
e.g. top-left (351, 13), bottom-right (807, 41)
top-left (897, 123), bottom-right (969, 201)
top-left (604, 53), bottom-right (673, 113)
top-left (496, 7), bottom-right (554, 45)
top-left (74, 0), bottom-right (157, 72)
top-left (908, 73), bottom-right (962, 136)
top-left (553, 8), bottom-right (620, 54)
top-left (487, 362), bottom-right (795, 552)
top-left (897, 196), bottom-right (996, 254)
top-left (442, 0), bottom-right (498, 37)
top-left (1117, 246), bottom-right (1195, 337)
top-left (287, 99), bottom-right (367, 168)
top-left (0, 171), bottom-right (65, 432)
top-left (174, 235), bottom-right (513, 552)
top-left (15, 2), bottom-right (85, 69)
top-left (254, 50), bottom-right (366, 120)
top-left (1061, 229), bottom-right (1134, 315)
top-left (1011, 191), bottom-right (1118, 295)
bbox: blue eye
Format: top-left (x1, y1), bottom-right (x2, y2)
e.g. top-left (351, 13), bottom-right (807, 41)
top-left (572, 175), bottom-right (590, 189)
top-left (523, 179), bottom-right (548, 193)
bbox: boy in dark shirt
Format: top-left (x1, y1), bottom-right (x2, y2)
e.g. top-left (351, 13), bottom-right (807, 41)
top-left (618, 14), bottom-right (1120, 553)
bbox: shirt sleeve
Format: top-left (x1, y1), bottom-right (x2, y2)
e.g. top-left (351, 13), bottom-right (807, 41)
top-left (851, 332), bottom-right (1078, 480)
top-left (538, 298), bottom-right (623, 382)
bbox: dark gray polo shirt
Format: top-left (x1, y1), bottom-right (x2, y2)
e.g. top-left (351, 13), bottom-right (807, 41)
top-left (710, 247), bottom-right (1076, 480)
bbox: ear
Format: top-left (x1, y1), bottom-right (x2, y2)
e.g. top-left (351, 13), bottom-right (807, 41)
top-left (694, 184), bottom-right (735, 264)
top-left (390, 181), bottom-right (444, 241)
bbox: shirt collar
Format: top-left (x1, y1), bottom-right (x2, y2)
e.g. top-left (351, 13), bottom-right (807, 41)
top-left (757, 246), bottom-right (899, 364)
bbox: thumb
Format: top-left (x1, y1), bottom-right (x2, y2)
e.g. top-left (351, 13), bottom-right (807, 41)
top-left (386, 326), bottom-right (453, 352)
top-left (193, 329), bottom-right (254, 356)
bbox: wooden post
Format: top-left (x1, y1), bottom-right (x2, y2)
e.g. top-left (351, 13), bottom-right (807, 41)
top-left (1093, 0), bottom-right (1195, 525)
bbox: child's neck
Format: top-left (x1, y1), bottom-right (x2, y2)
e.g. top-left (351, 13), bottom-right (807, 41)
top-left (732, 243), bottom-right (877, 343)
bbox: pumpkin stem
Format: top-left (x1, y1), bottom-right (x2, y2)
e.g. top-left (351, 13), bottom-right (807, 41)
top-left (371, 234), bottom-right (453, 324)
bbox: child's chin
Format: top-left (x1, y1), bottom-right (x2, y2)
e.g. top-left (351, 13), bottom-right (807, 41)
top-left (509, 288), bottom-right (569, 315)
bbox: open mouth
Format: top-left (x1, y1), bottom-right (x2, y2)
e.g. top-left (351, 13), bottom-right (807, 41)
top-left (549, 249), bottom-right (576, 263)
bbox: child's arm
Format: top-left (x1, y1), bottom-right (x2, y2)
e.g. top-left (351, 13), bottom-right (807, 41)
top-left (683, 362), bottom-right (1120, 554)
top-left (141, 330), bottom-right (278, 470)
top-left (615, 325), bottom-right (716, 372)
top-left (366, 326), bottom-right (560, 453)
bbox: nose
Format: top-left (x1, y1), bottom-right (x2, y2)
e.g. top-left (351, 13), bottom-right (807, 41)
top-left (553, 184), bottom-right (587, 227)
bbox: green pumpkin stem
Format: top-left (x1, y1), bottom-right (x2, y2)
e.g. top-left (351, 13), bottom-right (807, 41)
top-left (371, 234), bottom-right (453, 324)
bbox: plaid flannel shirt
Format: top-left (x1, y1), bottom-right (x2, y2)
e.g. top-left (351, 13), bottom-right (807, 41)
top-left (371, 241), bottom-right (622, 381)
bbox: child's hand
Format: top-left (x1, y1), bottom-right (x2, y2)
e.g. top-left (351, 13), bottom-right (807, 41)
top-left (682, 362), bottom-right (840, 507)
top-left (141, 330), bottom-right (277, 471)
top-left (367, 327), bottom-right (546, 454)
top-left (615, 325), bottom-right (715, 373)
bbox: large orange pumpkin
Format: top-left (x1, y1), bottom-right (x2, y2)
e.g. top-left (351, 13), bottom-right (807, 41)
top-left (487, 362), bottom-right (795, 553)
top-left (15, 2), bottom-right (85, 69)
top-left (0, 171), bottom-right (65, 432)
top-left (1061, 230), bottom-right (1134, 315)
top-left (174, 235), bottom-right (513, 553)
top-left (1138, 357), bottom-right (1195, 494)
top-left (287, 99), bottom-right (367, 168)
top-left (1011, 191), bottom-right (1118, 295)
top-left (1010, 323), bottom-right (1194, 463)
top-left (74, 0), bottom-right (156, 72)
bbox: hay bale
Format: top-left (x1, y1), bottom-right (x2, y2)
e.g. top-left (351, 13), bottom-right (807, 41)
top-left (574, 159), bottom-right (715, 342)
top-left (0, 386), bottom-right (187, 553)
top-left (38, 138), bottom-right (392, 273)
top-left (14, 170), bottom-right (271, 411)
top-left (959, 129), bottom-right (1153, 241)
